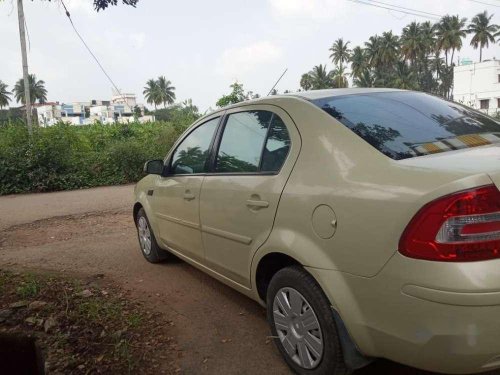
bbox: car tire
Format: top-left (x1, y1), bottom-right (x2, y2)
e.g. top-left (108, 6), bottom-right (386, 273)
top-left (135, 208), bottom-right (172, 263)
top-left (267, 266), bottom-right (350, 375)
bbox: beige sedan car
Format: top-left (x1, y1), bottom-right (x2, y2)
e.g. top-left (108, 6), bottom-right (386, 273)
top-left (134, 88), bottom-right (500, 374)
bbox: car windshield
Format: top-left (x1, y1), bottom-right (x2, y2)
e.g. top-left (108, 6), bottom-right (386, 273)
top-left (312, 91), bottom-right (500, 160)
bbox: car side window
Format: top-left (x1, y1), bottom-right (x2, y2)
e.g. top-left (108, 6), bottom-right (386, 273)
top-left (215, 111), bottom-right (272, 173)
top-left (170, 117), bottom-right (219, 174)
top-left (261, 115), bottom-right (291, 172)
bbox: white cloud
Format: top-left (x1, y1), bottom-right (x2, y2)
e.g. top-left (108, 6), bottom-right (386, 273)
top-left (216, 41), bottom-right (283, 79)
top-left (269, 0), bottom-right (348, 21)
top-left (129, 32), bottom-right (146, 49)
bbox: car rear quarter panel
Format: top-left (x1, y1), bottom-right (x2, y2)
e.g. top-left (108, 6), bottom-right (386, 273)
top-left (253, 97), bottom-right (494, 278)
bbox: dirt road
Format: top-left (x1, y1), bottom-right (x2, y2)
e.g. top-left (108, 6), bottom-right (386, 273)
top-left (0, 185), bottom-right (497, 374)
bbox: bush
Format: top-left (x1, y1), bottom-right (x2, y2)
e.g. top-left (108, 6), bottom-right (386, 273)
top-left (0, 120), bottom-right (190, 195)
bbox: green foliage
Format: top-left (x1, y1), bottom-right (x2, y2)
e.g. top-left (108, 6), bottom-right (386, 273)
top-left (216, 82), bottom-right (246, 107)
top-left (13, 74), bottom-right (47, 104)
top-left (0, 119), bottom-right (190, 195)
top-left (143, 76), bottom-right (176, 109)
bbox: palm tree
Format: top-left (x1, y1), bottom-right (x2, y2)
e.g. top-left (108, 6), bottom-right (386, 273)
top-left (378, 31), bottom-right (400, 67)
top-left (392, 62), bottom-right (419, 90)
top-left (329, 38), bottom-right (351, 69)
top-left (350, 46), bottom-right (366, 79)
top-left (467, 11), bottom-right (498, 62)
top-left (0, 81), bottom-right (11, 109)
top-left (332, 65), bottom-right (349, 88)
top-left (300, 73), bottom-right (313, 91)
top-left (13, 74), bottom-right (47, 104)
top-left (436, 15), bottom-right (452, 66)
top-left (353, 69), bottom-right (376, 88)
top-left (448, 15), bottom-right (467, 66)
top-left (309, 65), bottom-right (333, 89)
top-left (143, 79), bottom-right (161, 109)
top-left (401, 22), bottom-right (421, 66)
top-left (365, 35), bottom-right (382, 68)
top-left (157, 76), bottom-right (176, 107)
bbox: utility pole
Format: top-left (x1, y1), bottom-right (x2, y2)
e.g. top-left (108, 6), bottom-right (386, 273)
top-left (17, 0), bottom-right (32, 136)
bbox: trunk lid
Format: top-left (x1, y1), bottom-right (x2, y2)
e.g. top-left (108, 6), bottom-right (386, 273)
top-left (398, 145), bottom-right (500, 185)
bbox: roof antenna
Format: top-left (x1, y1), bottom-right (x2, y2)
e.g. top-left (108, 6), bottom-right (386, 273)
top-left (267, 68), bottom-right (288, 96)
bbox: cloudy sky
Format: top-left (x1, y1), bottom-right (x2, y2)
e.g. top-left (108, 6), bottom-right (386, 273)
top-left (1, 0), bottom-right (499, 111)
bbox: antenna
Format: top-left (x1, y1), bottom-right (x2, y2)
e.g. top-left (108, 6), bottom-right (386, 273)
top-left (267, 68), bottom-right (288, 96)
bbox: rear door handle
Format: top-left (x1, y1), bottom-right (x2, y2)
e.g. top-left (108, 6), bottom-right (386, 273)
top-left (246, 199), bottom-right (269, 208)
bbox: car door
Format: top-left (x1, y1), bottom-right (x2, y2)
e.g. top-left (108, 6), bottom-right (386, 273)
top-left (199, 105), bottom-right (300, 287)
top-left (153, 116), bottom-right (220, 262)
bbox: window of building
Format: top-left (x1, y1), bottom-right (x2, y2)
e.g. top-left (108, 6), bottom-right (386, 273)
top-left (480, 99), bottom-right (490, 110)
top-left (170, 117), bottom-right (219, 174)
top-left (498, 74), bottom-right (500, 83)
top-left (497, 98), bottom-right (500, 108)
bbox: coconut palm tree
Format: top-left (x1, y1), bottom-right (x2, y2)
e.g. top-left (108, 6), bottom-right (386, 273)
top-left (353, 69), bottom-right (376, 88)
top-left (448, 15), bottom-right (467, 66)
top-left (350, 46), bottom-right (366, 79)
top-left (0, 81), bottom-right (11, 109)
top-left (364, 35), bottom-right (382, 68)
top-left (435, 15), bottom-right (453, 66)
top-left (378, 31), bottom-right (400, 67)
top-left (467, 11), bottom-right (498, 62)
top-left (309, 65), bottom-right (333, 89)
top-left (300, 73), bottom-right (313, 91)
top-left (143, 79), bottom-right (161, 109)
top-left (13, 74), bottom-right (47, 104)
top-left (332, 65), bottom-right (349, 88)
top-left (401, 22), bottom-right (421, 66)
top-left (157, 76), bottom-right (176, 108)
top-left (392, 62), bottom-right (419, 90)
top-left (329, 38), bottom-right (351, 69)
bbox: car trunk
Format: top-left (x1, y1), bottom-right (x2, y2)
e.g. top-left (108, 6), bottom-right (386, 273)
top-left (397, 144), bottom-right (500, 187)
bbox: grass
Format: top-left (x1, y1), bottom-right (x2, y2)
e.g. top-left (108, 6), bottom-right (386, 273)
top-left (16, 274), bottom-right (40, 298)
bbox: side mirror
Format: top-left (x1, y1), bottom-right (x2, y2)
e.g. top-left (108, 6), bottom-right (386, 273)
top-left (143, 159), bottom-right (164, 175)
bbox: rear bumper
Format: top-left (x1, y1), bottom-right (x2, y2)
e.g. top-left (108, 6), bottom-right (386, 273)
top-left (307, 254), bottom-right (500, 374)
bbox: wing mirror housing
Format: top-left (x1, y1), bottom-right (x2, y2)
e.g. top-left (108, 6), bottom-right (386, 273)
top-left (143, 159), bottom-right (164, 175)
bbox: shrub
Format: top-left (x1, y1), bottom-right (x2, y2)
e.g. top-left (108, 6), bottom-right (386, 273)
top-left (0, 120), bottom-right (187, 195)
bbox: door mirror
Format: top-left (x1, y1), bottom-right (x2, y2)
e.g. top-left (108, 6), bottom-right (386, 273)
top-left (143, 159), bottom-right (164, 175)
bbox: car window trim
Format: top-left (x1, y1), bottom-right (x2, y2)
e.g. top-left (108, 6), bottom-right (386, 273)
top-left (164, 115), bottom-right (223, 176)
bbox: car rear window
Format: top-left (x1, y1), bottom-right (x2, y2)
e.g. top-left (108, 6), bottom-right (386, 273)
top-left (312, 91), bottom-right (500, 160)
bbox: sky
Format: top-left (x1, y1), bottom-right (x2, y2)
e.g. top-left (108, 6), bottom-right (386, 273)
top-left (1, 0), bottom-right (499, 112)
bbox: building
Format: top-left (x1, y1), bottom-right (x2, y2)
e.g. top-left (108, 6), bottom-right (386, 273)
top-left (453, 59), bottom-right (500, 117)
top-left (36, 93), bottom-right (154, 127)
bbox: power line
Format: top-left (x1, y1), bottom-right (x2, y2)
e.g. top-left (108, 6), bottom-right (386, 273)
top-left (366, 0), bottom-right (443, 18)
top-left (347, 0), bottom-right (441, 20)
top-left (59, 0), bottom-right (125, 101)
top-left (468, 0), bottom-right (500, 7)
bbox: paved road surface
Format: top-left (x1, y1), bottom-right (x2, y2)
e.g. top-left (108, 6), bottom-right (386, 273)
top-left (0, 185), bottom-right (498, 374)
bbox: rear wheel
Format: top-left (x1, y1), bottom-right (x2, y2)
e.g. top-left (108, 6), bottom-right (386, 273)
top-left (135, 208), bottom-right (171, 263)
top-left (267, 266), bottom-right (350, 375)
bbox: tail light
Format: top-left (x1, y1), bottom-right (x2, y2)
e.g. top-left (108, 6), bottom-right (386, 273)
top-left (399, 185), bottom-right (500, 261)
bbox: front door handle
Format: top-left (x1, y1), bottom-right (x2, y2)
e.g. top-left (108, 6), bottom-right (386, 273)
top-left (246, 199), bottom-right (269, 209)
top-left (184, 191), bottom-right (195, 201)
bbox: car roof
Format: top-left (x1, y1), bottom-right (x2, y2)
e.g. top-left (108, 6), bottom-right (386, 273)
top-left (201, 88), bottom-right (407, 120)
top-left (286, 87), bottom-right (406, 100)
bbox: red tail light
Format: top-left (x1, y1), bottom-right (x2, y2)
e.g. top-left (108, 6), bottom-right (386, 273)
top-left (399, 185), bottom-right (500, 261)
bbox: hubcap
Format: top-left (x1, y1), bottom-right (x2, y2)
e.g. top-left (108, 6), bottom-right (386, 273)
top-left (137, 216), bottom-right (152, 256)
top-left (273, 287), bottom-right (324, 369)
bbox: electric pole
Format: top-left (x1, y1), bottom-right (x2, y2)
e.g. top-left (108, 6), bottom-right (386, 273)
top-left (17, 0), bottom-right (33, 136)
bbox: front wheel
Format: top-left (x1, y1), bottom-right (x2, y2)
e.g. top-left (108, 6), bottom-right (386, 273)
top-left (267, 266), bottom-right (350, 375)
top-left (135, 208), bottom-right (172, 263)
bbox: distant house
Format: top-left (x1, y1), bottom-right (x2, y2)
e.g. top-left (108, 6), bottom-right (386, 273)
top-left (453, 59), bottom-right (500, 117)
top-left (36, 93), bottom-right (154, 127)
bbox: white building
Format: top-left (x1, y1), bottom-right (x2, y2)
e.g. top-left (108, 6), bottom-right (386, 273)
top-left (453, 59), bottom-right (500, 117)
top-left (36, 93), bottom-right (154, 127)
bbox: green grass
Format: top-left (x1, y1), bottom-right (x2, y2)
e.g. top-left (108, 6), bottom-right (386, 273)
top-left (16, 274), bottom-right (40, 298)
